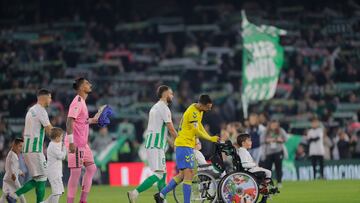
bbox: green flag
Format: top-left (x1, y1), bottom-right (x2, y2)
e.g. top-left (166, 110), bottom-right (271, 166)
top-left (241, 11), bottom-right (286, 118)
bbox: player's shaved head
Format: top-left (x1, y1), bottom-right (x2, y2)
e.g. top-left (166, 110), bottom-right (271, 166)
top-left (196, 94), bottom-right (213, 112)
top-left (199, 94), bottom-right (212, 105)
top-left (157, 85), bottom-right (174, 105)
top-left (157, 85), bottom-right (170, 99)
top-left (73, 77), bottom-right (92, 95)
top-left (73, 77), bottom-right (86, 91)
top-left (37, 88), bottom-right (52, 107)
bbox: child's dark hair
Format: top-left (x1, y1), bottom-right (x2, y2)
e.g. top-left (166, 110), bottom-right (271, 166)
top-left (236, 133), bottom-right (251, 147)
top-left (13, 138), bottom-right (24, 145)
top-left (50, 127), bottom-right (64, 140)
top-left (73, 77), bottom-right (86, 91)
top-left (37, 88), bottom-right (51, 97)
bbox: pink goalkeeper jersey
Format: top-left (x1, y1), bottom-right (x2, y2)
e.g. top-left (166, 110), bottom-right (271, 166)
top-left (67, 95), bottom-right (89, 147)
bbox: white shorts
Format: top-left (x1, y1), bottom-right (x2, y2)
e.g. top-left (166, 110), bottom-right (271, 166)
top-left (2, 179), bottom-right (21, 194)
top-left (48, 177), bottom-right (64, 195)
top-left (23, 153), bottom-right (47, 180)
top-left (146, 148), bottom-right (166, 172)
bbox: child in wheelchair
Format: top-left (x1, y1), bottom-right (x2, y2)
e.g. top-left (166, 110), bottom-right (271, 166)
top-left (210, 133), bottom-right (279, 203)
top-left (236, 133), bottom-right (272, 181)
top-left (195, 138), bottom-right (225, 178)
top-left (236, 133), bottom-right (278, 203)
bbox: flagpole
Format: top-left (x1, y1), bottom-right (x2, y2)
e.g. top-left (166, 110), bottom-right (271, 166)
top-left (241, 10), bottom-right (249, 119)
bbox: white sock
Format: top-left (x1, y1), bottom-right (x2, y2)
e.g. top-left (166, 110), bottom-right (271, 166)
top-left (0, 194), bottom-right (6, 203)
top-left (19, 195), bottom-right (27, 203)
top-left (133, 190), bottom-right (139, 196)
top-left (44, 194), bottom-right (60, 203)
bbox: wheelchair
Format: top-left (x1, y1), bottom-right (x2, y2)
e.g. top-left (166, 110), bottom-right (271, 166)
top-left (213, 141), bottom-right (279, 203)
top-left (173, 163), bottom-right (220, 203)
top-left (173, 141), bottom-right (279, 203)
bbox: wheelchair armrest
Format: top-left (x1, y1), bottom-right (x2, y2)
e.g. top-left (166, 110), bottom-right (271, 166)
top-left (198, 164), bottom-right (212, 168)
top-left (250, 171), bottom-right (267, 179)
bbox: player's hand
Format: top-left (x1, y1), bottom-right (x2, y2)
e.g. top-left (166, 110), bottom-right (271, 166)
top-left (213, 135), bottom-right (220, 142)
top-left (69, 143), bottom-right (76, 153)
top-left (276, 137), bottom-right (284, 143)
top-left (94, 105), bottom-right (107, 120)
top-left (11, 174), bottom-right (16, 181)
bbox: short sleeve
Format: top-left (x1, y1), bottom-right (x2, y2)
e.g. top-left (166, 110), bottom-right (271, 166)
top-left (160, 105), bottom-right (172, 123)
top-left (68, 99), bottom-right (82, 119)
top-left (39, 108), bottom-right (51, 127)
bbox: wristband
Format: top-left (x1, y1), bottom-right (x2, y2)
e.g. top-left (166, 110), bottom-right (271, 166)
top-left (68, 134), bottom-right (74, 143)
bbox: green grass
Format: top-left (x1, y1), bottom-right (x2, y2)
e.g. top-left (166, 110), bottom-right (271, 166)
top-left (13, 180), bottom-right (360, 203)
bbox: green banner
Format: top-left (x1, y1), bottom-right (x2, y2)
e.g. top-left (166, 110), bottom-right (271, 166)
top-left (241, 11), bottom-right (286, 117)
top-left (281, 134), bottom-right (360, 181)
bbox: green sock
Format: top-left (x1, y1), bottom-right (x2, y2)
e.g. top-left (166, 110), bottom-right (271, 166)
top-left (136, 174), bottom-right (160, 193)
top-left (35, 181), bottom-right (46, 203)
top-left (157, 173), bottom-right (167, 191)
top-left (15, 179), bottom-right (37, 196)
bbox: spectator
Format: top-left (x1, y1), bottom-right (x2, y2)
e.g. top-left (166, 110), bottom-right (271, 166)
top-left (117, 119), bottom-right (136, 143)
top-left (245, 113), bottom-right (266, 164)
top-left (323, 132), bottom-right (333, 160)
top-left (295, 144), bottom-right (307, 161)
top-left (264, 119), bottom-right (288, 187)
top-left (92, 127), bottom-right (113, 153)
top-left (307, 117), bottom-right (325, 179)
top-left (336, 130), bottom-right (351, 159)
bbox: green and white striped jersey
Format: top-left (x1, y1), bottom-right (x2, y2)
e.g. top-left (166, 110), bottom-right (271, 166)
top-left (23, 104), bottom-right (50, 153)
top-left (144, 100), bottom-right (171, 150)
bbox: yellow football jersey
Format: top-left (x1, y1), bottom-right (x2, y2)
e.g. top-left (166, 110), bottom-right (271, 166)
top-left (175, 103), bottom-right (202, 148)
top-left (175, 103), bottom-right (218, 148)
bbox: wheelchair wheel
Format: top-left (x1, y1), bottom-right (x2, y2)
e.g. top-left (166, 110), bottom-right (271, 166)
top-left (173, 172), bottom-right (218, 203)
top-left (218, 172), bottom-right (259, 203)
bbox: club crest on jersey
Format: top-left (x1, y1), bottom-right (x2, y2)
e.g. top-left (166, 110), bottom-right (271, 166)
top-left (192, 112), bottom-right (197, 118)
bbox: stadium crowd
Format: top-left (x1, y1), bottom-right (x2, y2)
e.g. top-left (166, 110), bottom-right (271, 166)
top-left (1, 0), bottom-right (360, 182)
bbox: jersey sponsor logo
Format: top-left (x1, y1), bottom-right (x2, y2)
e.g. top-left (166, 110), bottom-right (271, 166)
top-left (185, 154), bottom-right (195, 162)
top-left (185, 155), bottom-right (190, 162)
top-left (30, 109), bottom-right (36, 117)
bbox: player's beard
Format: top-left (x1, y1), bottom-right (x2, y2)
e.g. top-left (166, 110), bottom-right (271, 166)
top-left (166, 97), bottom-right (173, 106)
top-left (85, 88), bottom-right (92, 94)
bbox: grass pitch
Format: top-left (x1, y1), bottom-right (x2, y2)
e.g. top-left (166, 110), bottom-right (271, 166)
top-left (13, 180), bottom-right (360, 203)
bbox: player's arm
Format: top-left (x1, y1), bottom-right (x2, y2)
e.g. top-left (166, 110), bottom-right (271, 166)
top-left (44, 124), bottom-right (53, 136)
top-left (194, 121), bottom-right (218, 142)
top-left (165, 122), bottom-right (177, 148)
top-left (166, 122), bottom-right (177, 140)
top-left (67, 100), bottom-right (82, 153)
top-left (161, 107), bottom-right (177, 143)
top-left (39, 109), bottom-right (53, 136)
top-left (88, 105), bottom-right (107, 124)
top-left (66, 117), bottom-right (76, 153)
